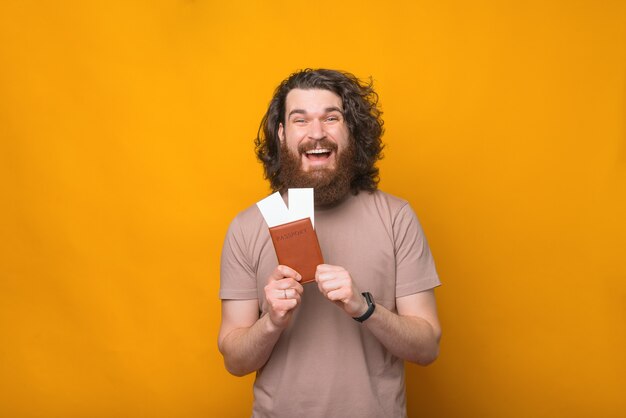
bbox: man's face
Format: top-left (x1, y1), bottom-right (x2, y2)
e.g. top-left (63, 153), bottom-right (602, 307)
top-left (276, 88), bottom-right (355, 206)
top-left (278, 88), bottom-right (350, 174)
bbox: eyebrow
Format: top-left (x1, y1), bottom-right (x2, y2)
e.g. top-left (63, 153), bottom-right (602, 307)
top-left (287, 106), bottom-right (344, 118)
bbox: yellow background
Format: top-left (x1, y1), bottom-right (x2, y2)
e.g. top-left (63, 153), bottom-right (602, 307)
top-left (1, 1), bottom-right (625, 417)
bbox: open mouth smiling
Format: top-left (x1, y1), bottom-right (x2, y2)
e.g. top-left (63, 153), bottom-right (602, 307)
top-left (304, 148), bottom-right (333, 161)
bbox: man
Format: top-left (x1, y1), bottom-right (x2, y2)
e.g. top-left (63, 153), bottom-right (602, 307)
top-left (218, 69), bottom-right (441, 418)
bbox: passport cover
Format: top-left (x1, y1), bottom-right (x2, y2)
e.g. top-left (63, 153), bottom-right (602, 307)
top-left (269, 217), bottom-right (324, 284)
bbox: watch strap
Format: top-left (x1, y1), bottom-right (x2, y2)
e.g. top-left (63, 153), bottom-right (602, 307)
top-left (353, 292), bottom-right (375, 323)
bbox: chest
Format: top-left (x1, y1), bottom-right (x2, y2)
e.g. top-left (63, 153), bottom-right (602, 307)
top-left (254, 204), bottom-right (399, 310)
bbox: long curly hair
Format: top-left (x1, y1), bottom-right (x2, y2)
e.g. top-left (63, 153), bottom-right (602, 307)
top-left (254, 68), bottom-right (384, 193)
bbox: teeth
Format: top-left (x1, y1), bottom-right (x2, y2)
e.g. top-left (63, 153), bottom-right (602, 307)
top-left (305, 149), bottom-right (331, 154)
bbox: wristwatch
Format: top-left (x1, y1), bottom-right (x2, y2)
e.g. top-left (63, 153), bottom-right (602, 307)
top-left (353, 292), bottom-right (376, 323)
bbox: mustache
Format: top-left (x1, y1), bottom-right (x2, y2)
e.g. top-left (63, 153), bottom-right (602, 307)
top-left (297, 139), bottom-right (339, 155)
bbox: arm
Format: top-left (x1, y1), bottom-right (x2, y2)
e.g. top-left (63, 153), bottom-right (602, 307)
top-left (218, 265), bottom-right (303, 376)
top-left (364, 290), bottom-right (441, 365)
top-left (315, 264), bottom-right (441, 366)
top-left (217, 299), bottom-right (282, 376)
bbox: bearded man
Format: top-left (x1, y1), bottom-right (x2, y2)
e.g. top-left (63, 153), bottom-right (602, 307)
top-left (218, 69), bottom-right (441, 418)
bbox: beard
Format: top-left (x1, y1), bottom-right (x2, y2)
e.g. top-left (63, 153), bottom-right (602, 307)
top-left (277, 139), bottom-right (356, 207)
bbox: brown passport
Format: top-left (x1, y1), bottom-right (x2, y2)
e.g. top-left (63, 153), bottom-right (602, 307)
top-left (269, 217), bottom-right (324, 284)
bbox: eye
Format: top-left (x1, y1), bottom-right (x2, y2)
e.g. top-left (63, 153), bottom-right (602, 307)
top-left (325, 115), bottom-right (340, 122)
top-left (291, 117), bottom-right (307, 124)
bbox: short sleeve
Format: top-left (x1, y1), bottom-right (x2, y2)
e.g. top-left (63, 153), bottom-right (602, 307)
top-left (393, 203), bottom-right (441, 297)
top-left (219, 216), bottom-right (259, 300)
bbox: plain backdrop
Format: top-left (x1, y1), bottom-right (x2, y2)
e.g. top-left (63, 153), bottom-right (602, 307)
top-left (1, 1), bottom-right (625, 417)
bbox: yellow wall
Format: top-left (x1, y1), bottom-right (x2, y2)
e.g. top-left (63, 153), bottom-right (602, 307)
top-left (1, 1), bottom-right (624, 417)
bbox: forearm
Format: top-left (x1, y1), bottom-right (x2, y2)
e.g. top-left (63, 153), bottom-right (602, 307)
top-left (219, 313), bottom-right (283, 376)
top-left (364, 304), bottom-right (440, 365)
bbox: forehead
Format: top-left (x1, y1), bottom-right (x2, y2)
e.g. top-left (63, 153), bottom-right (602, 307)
top-left (285, 88), bottom-right (343, 113)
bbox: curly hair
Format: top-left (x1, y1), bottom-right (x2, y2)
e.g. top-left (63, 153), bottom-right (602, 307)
top-left (254, 68), bottom-right (384, 193)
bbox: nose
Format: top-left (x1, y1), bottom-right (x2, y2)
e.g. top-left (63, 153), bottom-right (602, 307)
top-left (307, 119), bottom-right (326, 140)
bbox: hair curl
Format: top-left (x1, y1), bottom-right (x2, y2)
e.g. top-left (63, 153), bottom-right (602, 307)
top-left (254, 68), bottom-right (384, 193)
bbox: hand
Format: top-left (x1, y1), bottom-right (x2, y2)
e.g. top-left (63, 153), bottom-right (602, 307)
top-left (315, 264), bottom-right (368, 317)
top-left (264, 265), bottom-right (304, 330)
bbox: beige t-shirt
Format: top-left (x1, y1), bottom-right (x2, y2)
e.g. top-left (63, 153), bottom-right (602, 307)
top-left (220, 190), bottom-right (440, 418)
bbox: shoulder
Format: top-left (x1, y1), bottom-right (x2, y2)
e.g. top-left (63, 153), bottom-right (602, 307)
top-left (225, 200), bottom-right (266, 240)
top-left (356, 189), bottom-right (412, 217)
top-left (233, 201), bottom-right (265, 226)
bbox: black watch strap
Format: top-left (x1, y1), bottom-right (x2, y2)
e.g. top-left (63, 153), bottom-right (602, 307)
top-left (353, 292), bottom-right (375, 323)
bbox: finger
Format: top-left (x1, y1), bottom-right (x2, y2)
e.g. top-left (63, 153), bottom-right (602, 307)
top-left (271, 298), bottom-right (298, 312)
top-left (315, 270), bottom-right (334, 283)
top-left (318, 279), bottom-right (343, 295)
top-left (274, 288), bottom-right (288, 300)
top-left (291, 281), bottom-right (304, 295)
top-left (326, 288), bottom-right (350, 303)
top-left (265, 281), bottom-right (287, 298)
top-left (316, 264), bottom-right (343, 274)
top-left (275, 278), bottom-right (304, 292)
top-left (272, 286), bottom-right (301, 300)
top-left (316, 272), bottom-right (348, 287)
top-left (268, 265), bottom-right (302, 282)
top-left (268, 265), bottom-right (291, 281)
top-left (316, 267), bottom-right (350, 282)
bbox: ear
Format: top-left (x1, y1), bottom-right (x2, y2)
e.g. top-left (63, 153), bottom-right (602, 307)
top-left (278, 122), bottom-right (285, 142)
